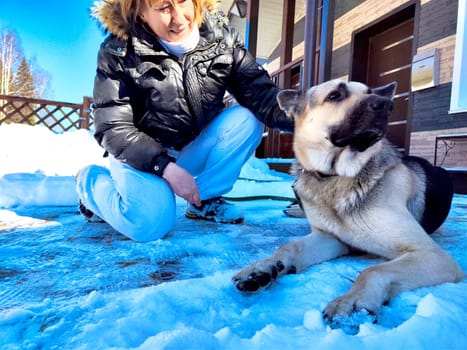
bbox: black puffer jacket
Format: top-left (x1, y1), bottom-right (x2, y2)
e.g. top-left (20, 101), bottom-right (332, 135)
top-left (92, 6), bottom-right (293, 176)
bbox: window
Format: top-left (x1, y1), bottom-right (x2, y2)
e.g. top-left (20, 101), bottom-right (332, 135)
top-left (450, 0), bottom-right (467, 113)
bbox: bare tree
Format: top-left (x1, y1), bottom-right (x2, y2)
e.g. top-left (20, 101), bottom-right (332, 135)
top-left (0, 29), bottom-right (22, 96)
top-left (29, 56), bottom-right (51, 98)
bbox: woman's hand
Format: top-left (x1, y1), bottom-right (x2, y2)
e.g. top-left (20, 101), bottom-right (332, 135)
top-left (162, 162), bottom-right (201, 206)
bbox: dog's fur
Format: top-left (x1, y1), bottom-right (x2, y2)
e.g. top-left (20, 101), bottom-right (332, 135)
top-left (233, 79), bottom-right (463, 329)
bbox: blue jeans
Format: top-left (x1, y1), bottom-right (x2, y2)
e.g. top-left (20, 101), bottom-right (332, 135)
top-left (76, 106), bottom-right (264, 241)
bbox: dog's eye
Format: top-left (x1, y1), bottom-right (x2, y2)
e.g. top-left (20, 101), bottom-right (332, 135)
top-left (325, 91), bottom-right (343, 102)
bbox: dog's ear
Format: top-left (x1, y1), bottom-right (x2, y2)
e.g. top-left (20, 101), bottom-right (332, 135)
top-left (277, 89), bottom-right (305, 117)
top-left (371, 82), bottom-right (397, 100)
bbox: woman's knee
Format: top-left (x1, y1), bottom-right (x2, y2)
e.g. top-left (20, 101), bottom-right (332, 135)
top-left (98, 176), bottom-right (176, 241)
top-left (118, 204), bottom-right (176, 242)
top-left (224, 106), bottom-right (264, 140)
top-left (106, 165), bottom-right (177, 241)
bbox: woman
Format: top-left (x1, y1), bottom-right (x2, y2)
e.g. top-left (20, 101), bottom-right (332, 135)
top-left (77, 0), bottom-right (294, 241)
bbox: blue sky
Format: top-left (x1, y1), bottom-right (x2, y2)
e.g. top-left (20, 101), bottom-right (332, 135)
top-left (0, 1), bottom-right (106, 103)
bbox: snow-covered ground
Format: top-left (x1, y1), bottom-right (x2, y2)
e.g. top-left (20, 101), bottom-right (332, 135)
top-left (0, 123), bottom-right (466, 350)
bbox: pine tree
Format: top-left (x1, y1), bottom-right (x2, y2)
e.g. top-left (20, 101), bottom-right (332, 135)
top-left (13, 57), bottom-right (35, 97)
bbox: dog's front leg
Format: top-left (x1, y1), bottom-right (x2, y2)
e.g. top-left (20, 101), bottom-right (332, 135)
top-left (233, 230), bottom-right (349, 292)
top-left (323, 247), bottom-right (463, 322)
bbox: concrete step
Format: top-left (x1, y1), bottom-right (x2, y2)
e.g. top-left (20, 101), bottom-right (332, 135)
top-left (446, 168), bottom-right (467, 194)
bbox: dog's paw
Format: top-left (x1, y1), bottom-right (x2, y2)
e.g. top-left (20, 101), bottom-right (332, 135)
top-left (323, 309), bottom-right (377, 335)
top-left (232, 260), bottom-right (297, 293)
top-left (322, 294), bottom-right (378, 334)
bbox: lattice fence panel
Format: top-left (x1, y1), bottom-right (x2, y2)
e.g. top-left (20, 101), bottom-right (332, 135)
top-left (0, 95), bottom-right (93, 132)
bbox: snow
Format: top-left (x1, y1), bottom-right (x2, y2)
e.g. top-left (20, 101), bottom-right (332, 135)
top-left (0, 123), bottom-right (466, 350)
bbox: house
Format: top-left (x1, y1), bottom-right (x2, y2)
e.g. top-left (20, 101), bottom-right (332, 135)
top-left (219, 0), bottom-right (467, 191)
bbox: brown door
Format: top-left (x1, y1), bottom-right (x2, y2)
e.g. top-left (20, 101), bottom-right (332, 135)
top-left (257, 65), bottom-right (301, 160)
top-left (366, 19), bottom-right (414, 152)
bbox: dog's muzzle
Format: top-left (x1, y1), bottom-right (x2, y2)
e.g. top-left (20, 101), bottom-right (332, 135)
top-left (329, 96), bottom-right (393, 152)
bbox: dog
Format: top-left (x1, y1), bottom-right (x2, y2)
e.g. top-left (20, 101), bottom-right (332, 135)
top-left (233, 79), bottom-right (463, 332)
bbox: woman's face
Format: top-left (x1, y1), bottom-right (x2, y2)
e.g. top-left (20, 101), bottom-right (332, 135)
top-left (140, 0), bottom-right (195, 43)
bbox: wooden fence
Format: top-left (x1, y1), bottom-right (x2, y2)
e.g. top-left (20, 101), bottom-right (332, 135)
top-left (0, 95), bottom-right (93, 132)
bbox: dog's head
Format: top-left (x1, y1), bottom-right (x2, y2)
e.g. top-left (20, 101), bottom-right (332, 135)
top-left (277, 80), bottom-right (397, 177)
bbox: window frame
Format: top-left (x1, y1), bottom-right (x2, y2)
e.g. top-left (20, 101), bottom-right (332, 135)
top-left (450, 0), bottom-right (467, 114)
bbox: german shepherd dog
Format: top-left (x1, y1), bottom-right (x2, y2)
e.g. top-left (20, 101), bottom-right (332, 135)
top-left (233, 80), bottom-right (463, 331)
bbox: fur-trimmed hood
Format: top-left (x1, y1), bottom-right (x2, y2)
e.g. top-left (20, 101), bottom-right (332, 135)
top-left (91, 0), bottom-right (131, 40)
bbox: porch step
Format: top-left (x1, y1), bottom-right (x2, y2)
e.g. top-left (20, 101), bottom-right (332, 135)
top-left (267, 160), bottom-right (293, 174)
top-left (446, 168), bottom-right (467, 194)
